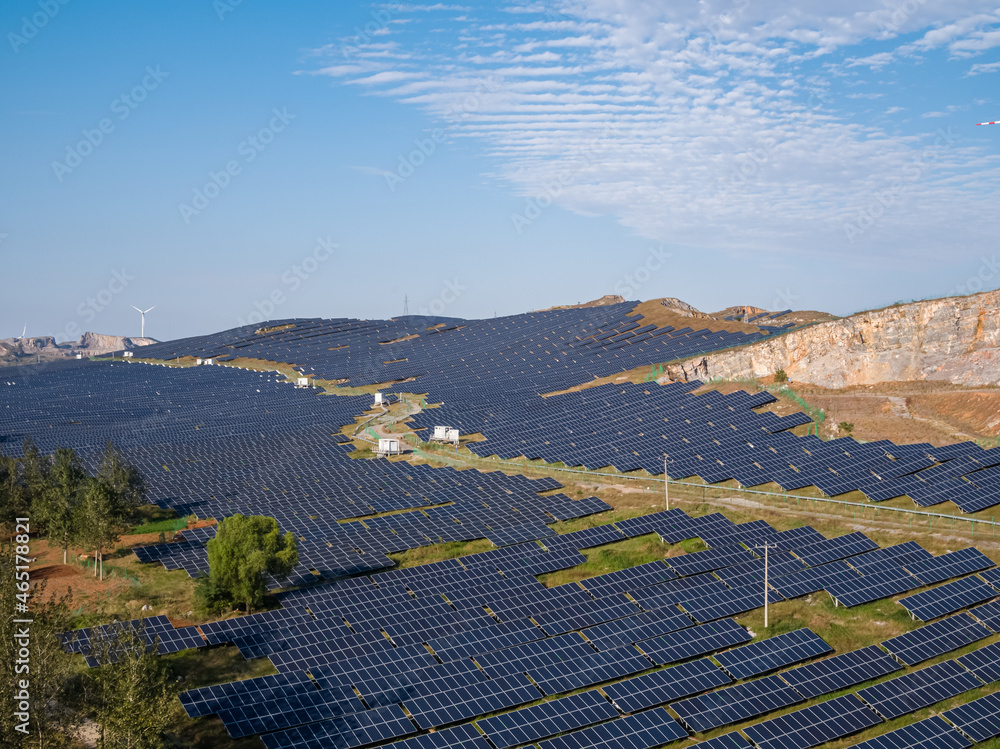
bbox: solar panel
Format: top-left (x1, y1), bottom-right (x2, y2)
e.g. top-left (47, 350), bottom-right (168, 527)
top-left (218, 684), bottom-right (364, 739)
top-left (692, 732), bottom-right (754, 749)
top-left (769, 561), bottom-right (861, 599)
top-left (532, 598), bottom-right (640, 636)
top-left (898, 575), bottom-right (998, 621)
top-left (844, 541), bottom-right (933, 574)
top-left (955, 640), bottom-right (1000, 682)
top-left (476, 690), bottom-right (619, 749)
top-left (825, 566), bottom-right (922, 607)
top-left (377, 724), bottom-right (492, 749)
top-left (602, 658), bottom-right (731, 713)
top-left (528, 645), bottom-right (653, 695)
top-left (741, 694), bottom-right (882, 749)
top-left (636, 618), bottom-right (752, 665)
top-left (537, 707), bottom-right (688, 749)
top-left (666, 545), bottom-right (756, 576)
top-left (670, 673), bottom-right (806, 732)
top-left (427, 620), bottom-right (544, 661)
top-left (355, 661), bottom-right (488, 708)
top-left (793, 532), bottom-right (879, 567)
top-left (259, 704), bottom-right (416, 749)
top-left (404, 673), bottom-right (540, 729)
top-left (941, 691), bottom-right (1000, 742)
top-left (712, 629), bottom-right (832, 679)
top-left (779, 645), bottom-right (902, 699)
top-left (969, 599), bottom-right (1000, 632)
top-left (474, 633), bottom-right (595, 678)
top-left (851, 716), bottom-right (971, 749)
top-left (581, 608), bottom-right (694, 650)
top-left (580, 561), bottom-right (678, 597)
top-left (880, 613), bottom-right (991, 666)
top-left (675, 587), bottom-right (784, 623)
top-left (714, 553), bottom-right (807, 588)
top-left (856, 660), bottom-right (984, 720)
top-left (904, 547), bottom-right (994, 585)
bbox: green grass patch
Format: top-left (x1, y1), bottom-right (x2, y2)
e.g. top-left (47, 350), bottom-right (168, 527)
top-left (130, 516), bottom-right (187, 535)
top-left (538, 535), bottom-right (667, 587)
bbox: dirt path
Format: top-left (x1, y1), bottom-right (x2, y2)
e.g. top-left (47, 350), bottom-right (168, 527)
top-left (884, 395), bottom-right (976, 440)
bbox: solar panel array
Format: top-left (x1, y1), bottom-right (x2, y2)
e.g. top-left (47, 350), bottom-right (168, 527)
top-left (8, 298), bottom-right (1000, 521)
top-left (20, 353), bottom-right (1000, 748)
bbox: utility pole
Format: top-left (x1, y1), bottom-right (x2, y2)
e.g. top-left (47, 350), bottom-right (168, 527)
top-left (663, 456), bottom-right (673, 511)
top-left (754, 542), bottom-right (778, 628)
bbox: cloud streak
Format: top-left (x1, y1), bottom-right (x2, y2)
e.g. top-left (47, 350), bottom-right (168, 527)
top-left (309, 1), bottom-right (1000, 262)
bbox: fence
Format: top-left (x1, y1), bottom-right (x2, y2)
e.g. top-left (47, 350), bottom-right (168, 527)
top-left (411, 445), bottom-right (1000, 541)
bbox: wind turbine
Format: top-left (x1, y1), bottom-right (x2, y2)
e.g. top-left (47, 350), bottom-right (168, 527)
top-left (130, 305), bottom-right (156, 338)
top-left (15, 324), bottom-right (25, 341)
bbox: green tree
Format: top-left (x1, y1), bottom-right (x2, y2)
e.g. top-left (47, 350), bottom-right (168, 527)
top-left (75, 443), bottom-right (145, 580)
top-left (773, 369), bottom-right (788, 383)
top-left (77, 478), bottom-right (131, 581)
top-left (0, 539), bottom-right (77, 748)
top-left (0, 454), bottom-right (28, 529)
top-left (206, 514), bottom-right (299, 613)
top-left (35, 448), bottom-right (86, 565)
top-left (20, 437), bottom-right (51, 515)
top-left (838, 421), bottom-right (854, 434)
top-left (86, 621), bottom-right (173, 749)
top-left (96, 441), bottom-right (146, 510)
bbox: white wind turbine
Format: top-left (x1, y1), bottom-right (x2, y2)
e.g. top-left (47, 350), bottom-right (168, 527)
top-left (130, 305), bottom-right (156, 338)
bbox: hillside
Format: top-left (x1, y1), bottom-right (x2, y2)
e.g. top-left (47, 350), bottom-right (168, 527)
top-left (0, 332), bottom-right (156, 365)
top-left (663, 290), bottom-right (1000, 388)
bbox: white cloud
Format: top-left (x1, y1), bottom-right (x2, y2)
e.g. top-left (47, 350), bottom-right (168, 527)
top-left (309, 1), bottom-right (1000, 262)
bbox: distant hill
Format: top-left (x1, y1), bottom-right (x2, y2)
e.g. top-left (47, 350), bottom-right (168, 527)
top-left (0, 332), bottom-right (156, 365)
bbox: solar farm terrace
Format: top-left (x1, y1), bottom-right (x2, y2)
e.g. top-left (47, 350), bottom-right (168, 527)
top-left (6, 301), bottom-right (1000, 748)
top-left (115, 300), bottom-right (1000, 514)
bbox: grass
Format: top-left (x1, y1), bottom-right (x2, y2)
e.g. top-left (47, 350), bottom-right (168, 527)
top-left (538, 535), bottom-right (668, 587)
top-left (162, 646), bottom-right (277, 749)
top-left (131, 516), bottom-right (187, 535)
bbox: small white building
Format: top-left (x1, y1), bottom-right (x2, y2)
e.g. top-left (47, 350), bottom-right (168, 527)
top-left (377, 438), bottom-right (401, 457)
top-left (203, 358), bottom-right (214, 365)
top-left (431, 425), bottom-right (460, 446)
top-left (374, 392), bottom-right (385, 406)
top-left (295, 377), bottom-right (310, 388)
top-left (122, 351), bottom-right (134, 358)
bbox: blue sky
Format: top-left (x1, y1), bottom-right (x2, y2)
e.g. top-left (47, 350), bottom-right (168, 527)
top-left (1, 1), bottom-right (998, 342)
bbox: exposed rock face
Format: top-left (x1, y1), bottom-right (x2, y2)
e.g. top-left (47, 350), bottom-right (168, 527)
top-left (0, 333), bottom-right (155, 364)
top-left (660, 297), bottom-right (715, 319)
top-left (663, 291), bottom-right (1000, 388)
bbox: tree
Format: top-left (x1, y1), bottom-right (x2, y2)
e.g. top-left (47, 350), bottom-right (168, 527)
top-left (206, 514), bottom-right (299, 614)
top-left (838, 421), bottom-right (854, 434)
top-left (20, 437), bottom-right (51, 515)
top-left (0, 539), bottom-right (77, 748)
top-left (77, 478), bottom-right (132, 581)
top-left (86, 621), bottom-right (173, 749)
top-left (96, 440), bottom-right (146, 510)
top-left (0, 454), bottom-right (28, 528)
top-left (75, 443), bottom-right (145, 581)
top-left (773, 369), bottom-right (788, 383)
top-left (35, 447), bottom-right (86, 564)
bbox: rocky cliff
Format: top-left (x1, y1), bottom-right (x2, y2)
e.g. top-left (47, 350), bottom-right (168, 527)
top-left (663, 291), bottom-right (1000, 388)
top-left (0, 333), bottom-right (155, 364)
